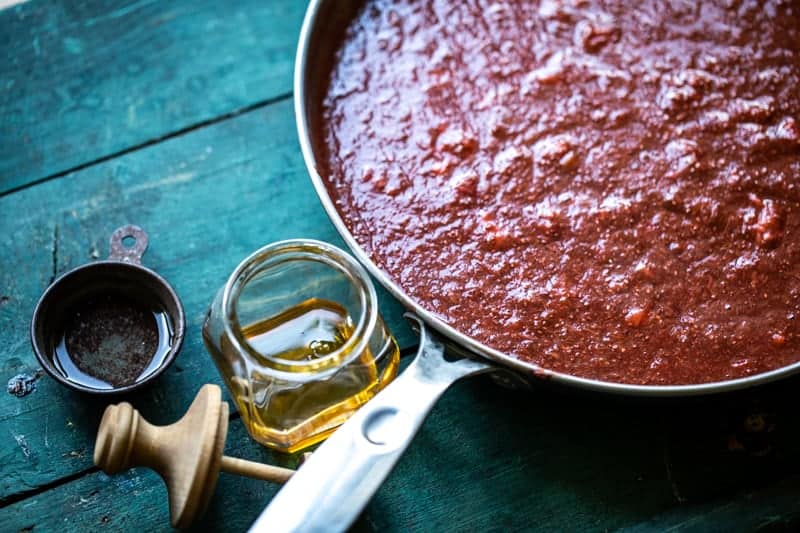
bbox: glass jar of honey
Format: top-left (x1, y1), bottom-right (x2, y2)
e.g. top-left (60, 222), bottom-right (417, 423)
top-left (202, 240), bottom-right (400, 453)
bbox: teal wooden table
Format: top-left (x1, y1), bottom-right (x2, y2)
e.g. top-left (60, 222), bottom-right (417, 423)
top-left (2, 2), bottom-right (800, 531)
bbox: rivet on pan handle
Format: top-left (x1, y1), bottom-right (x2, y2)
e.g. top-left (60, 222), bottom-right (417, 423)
top-left (248, 314), bottom-right (494, 533)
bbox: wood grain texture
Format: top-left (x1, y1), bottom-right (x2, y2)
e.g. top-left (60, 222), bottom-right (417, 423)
top-left (620, 475), bottom-right (800, 532)
top-left (3, 0), bottom-right (800, 531)
top-left (0, 417), bottom-right (289, 532)
top-left (0, 96), bottom-right (413, 502)
top-left (0, 0), bottom-right (306, 194)
top-left (6, 373), bottom-right (800, 531)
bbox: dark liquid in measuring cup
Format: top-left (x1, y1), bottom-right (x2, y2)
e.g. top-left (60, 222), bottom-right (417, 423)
top-left (53, 293), bottom-right (173, 389)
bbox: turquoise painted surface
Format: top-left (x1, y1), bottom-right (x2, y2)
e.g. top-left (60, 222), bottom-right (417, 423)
top-left (0, 0), bottom-right (305, 194)
top-left (2, 1), bottom-right (800, 531)
top-left (0, 97), bottom-right (413, 502)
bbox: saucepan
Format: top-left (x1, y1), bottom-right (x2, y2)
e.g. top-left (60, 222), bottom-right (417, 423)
top-left (250, 1), bottom-right (800, 530)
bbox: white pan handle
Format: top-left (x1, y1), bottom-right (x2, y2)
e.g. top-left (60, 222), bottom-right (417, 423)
top-left (248, 314), bottom-right (492, 533)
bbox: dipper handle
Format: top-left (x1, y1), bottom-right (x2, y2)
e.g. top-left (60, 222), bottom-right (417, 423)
top-left (220, 455), bottom-right (294, 483)
top-left (93, 384), bottom-right (293, 529)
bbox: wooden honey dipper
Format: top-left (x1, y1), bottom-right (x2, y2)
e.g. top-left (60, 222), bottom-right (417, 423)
top-left (93, 384), bottom-right (295, 529)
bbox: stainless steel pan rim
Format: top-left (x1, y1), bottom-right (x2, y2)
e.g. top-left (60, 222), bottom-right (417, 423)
top-left (293, 0), bottom-right (800, 397)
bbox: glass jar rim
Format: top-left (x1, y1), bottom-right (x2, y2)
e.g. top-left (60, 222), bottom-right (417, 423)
top-left (221, 239), bottom-right (379, 375)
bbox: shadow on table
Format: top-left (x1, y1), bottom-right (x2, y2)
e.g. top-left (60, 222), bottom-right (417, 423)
top-left (352, 372), bottom-right (800, 532)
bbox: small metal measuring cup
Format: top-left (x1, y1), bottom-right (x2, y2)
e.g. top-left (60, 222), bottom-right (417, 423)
top-left (31, 225), bottom-right (185, 394)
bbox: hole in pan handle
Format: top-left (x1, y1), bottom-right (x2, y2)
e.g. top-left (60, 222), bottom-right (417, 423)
top-left (248, 313), bottom-right (494, 533)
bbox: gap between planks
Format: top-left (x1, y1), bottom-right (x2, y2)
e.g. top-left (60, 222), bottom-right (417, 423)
top-left (0, 345), bottom-right (420, 509)
top-left (0, 465), bottom-right (98, 509)
top-left (0, 91), bottom-right (293, 199)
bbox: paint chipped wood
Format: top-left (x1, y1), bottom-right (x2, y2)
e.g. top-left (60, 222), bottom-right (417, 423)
top-left (0, 0), bottom-right (306, 194)
top-left (2, 0), bottom-right (800, 531)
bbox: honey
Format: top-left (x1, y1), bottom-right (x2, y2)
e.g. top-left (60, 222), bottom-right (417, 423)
top-left (206, 298), bottom-right (398, 453)
top-left (202, 240), bottom-right (400, 453)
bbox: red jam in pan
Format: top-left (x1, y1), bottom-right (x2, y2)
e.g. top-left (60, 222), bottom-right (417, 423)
top-left (317, 0), bottom-right (800, 385)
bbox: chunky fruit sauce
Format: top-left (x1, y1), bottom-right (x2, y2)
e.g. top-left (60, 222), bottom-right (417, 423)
top-left (318, 0), bottom-right (800, 384)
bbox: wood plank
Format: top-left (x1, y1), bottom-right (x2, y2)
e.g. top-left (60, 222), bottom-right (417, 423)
top-left (0, 378), bottom-right (670, 532)
top-left (4, 1), bottom-right (799, 530)
top-left (0, 97), bottom-right (414, 501)
top-left (7, 374), bottom-right (800, 532)
top-left (364, 377), bottom-right (800, 532)
top-left (0, 419), bottom-right (288, 532)
top-left (621, 475), bottom-right (800, 532)
top-left (0, 0), bottom-right (306, 194)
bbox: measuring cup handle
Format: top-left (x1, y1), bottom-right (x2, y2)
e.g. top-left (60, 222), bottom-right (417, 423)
top-left (248, 314), bottom-right (492, 533)
top-left (108, 225), bottom-right (149, 264)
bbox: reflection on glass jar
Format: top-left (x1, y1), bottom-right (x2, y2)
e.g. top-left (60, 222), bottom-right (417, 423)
top-left (203, 240), bottom-right (399, 453)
